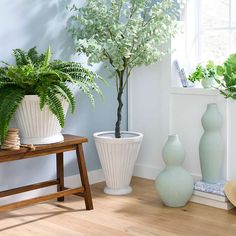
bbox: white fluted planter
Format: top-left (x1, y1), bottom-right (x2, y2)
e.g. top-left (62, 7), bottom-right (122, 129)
top-left (94, 131), bottom-right (143, 195)
top-left (15, 95), bottom-right (69, 145)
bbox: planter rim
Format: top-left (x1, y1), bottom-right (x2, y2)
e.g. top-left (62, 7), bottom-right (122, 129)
top-left (94, 131), bottom-right (143, 141)
top-left (22, 95), bottom-right (67, 102)
top-left (94, 131), bottom-right (143, 195)
top-left (22, 95), bottom-right (40, 101)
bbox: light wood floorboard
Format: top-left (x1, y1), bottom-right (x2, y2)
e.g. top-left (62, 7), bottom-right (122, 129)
top-left (0, 177), bottom-right (235, 236)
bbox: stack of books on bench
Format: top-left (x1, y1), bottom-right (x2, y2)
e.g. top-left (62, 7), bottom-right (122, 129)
top-left (190, 180), bottom-right (234, 210)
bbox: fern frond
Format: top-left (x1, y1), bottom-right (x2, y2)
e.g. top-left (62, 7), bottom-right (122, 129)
top-left (46, 91), bottom-right (65, 127)
top-left (0, 61), bottom-right (10, 67)
top-left (44, 47), bottom-right (51, 67)
top-left (76, 81), bottom-right (95, 107)
top-left (38, 54), bottom-right (46, 64)
top-left (0, 86), bottom-right (25, 144)
top-left (39, 70), bottom-right (63, 81)
top-left (13, 49), bottom-right (31, 66)
top-left (36, 85), bottom-right (48, 109)
top-left (89, 81), bottom-right (103, 98)
top-left (0, 81), bottom-right (16, 89)
top-left (51, 61), bottom-right (104, 104)
top-left (27, 47), bottom-right (40, 65)
top-left (53, 82), bottom-right (75, 113)
top-left (54, 70), bottom-right (74, 83)
top-left (0, 67), bottom-right (9, 81)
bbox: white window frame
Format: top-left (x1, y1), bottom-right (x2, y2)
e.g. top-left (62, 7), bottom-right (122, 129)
top-left (171, 0), bottom-right (236, 87)
top-left (198, 0), bottom-right (234, 64)
top-left (186, 0), bottom-right (235, 66)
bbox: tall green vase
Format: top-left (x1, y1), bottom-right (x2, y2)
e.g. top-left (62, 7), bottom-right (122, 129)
top-left (199, 103), bottom-right (224, 184)
top-left (155, 134), bottom-right (193, 207)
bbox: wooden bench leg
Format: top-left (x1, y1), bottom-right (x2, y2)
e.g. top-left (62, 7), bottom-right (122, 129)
top-left (76, 144), bottom-right (93, 210)
top-left (56, 152), bottom-right (64, 202)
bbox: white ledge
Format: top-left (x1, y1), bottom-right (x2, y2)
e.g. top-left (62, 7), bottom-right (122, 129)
top-left (170, 87), bottom-right (220, 96)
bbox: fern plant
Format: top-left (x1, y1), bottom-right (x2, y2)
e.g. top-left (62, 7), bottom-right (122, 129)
top-left (0, 47), bottom-right (103, 144)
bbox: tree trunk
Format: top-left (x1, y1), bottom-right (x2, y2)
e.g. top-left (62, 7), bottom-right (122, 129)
top-left (115, 75), bottom-right (124, 138)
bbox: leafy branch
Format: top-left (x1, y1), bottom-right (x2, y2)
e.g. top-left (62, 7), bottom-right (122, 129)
top-left (69, 0), bottom-right (182, 138)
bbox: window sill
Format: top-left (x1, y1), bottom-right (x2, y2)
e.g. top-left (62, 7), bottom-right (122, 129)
top-left (170, 87), bottom-right (220, 96)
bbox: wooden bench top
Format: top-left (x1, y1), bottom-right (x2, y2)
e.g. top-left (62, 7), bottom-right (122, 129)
top-left (0, 134), bottom-right (88, 162)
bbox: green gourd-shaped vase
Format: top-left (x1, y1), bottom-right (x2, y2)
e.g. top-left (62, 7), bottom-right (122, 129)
top-left (155, 134), bottom-right (193, 207)
top-left (199, 103), bottom-right (224, 183)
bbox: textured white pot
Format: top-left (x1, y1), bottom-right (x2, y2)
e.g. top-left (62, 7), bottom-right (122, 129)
top-left (94, 131), bottom-right (143, 195)
top-left (15, 95), bottom-right (69, 145)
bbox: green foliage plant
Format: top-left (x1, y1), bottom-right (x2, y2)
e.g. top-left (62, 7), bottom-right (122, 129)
top-left (188, 60), bottom-right (218, 83)
top-left (69, 0), bottom-right (183, 138)
top-left (216, 54), bottom-right (236, 99)
top-left (0, 47), bottom-right (103, 144)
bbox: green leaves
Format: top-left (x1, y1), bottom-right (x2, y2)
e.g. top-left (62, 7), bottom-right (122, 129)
top-left (50, 60), bottom-right (104, 106)
top-left (188, 61), bottom-right (218, 83)
top-left (68, 0), bottom-right (182, 75)
top-left (0, 86), bottom-right (25, 144)
top-left (53, 82), bottom-right (75, 113)
top-left (68, 0), bottom-right (181, 137)
top-left (13, 49), bottom-right (31, 66)
top-left (47, 90), bottom-right (66, 128)
top-left (12, 47), bottom-right (46, 67)
top-left (216, 66), bottom-right (225, 76)
top-left (0, 47), bottom-right (104, 143)
top-left (43, 47), bottom-right (51, 67)
top-left (216, 54), bottom-right (236, 99)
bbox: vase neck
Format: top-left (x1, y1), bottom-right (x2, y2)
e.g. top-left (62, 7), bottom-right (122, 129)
top-left (168, 134), bottom-right (178, 142)
top-left (207, 103), bottom-right (217, 110)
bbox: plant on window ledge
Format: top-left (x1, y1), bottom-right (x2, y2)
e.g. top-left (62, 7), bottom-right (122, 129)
top-left (0, 47), bottom-right (103, 144)
top-left (69, 0), bottom-right (183, 138)
top-left (216, 54), bottom-right (236, 99)
top-left (188, 60), bottom-right (218, 89)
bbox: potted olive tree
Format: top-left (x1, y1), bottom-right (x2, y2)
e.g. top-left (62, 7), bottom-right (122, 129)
top-left (69, 0), bottom-right (183, 195)
top-left (0, 47), bottom-right (102, 145)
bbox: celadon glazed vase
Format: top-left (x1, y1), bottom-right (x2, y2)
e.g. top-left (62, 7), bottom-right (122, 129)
top-left (155, 134), bottom-right (193, 207)
top-left (199, 103), bottom-right (224, 184)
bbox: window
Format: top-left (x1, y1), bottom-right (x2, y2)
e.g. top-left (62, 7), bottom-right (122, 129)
top-left (172, 0), bottom-right (236, 87)
top-left (199, 0), bottom-right (236, 64)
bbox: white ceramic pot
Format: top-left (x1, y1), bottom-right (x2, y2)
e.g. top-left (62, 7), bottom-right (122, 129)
top-left (201, 77), bottom-right (216, 89)
top-left (15, 95), bottom-right (69, 145)
top-left (94, 131), bottom-right (143, 195)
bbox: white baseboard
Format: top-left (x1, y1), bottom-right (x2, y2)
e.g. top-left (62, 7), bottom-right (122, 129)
top-left (133, 163), bottom-right (161, 180)
top-left (65, 168), bottom-right (105, 188)
top-left (133, 163), bottom-right (202, 181)
top-left (0, 169), bottom-right (105, 205)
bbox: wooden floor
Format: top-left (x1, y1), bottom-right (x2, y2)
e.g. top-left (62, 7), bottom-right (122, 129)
top-left (0, 177), bottom-right (236, 236)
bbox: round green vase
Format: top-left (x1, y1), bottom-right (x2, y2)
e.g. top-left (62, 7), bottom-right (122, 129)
top-left (199, 103), bottom-right (224, 184)
top-left (155, 134), bottom-right (193, 207)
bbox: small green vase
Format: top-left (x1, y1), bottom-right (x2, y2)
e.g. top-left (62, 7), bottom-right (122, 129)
top-left (155, 134), bottom-right (193, 207)
top-left (199, 103), bottom-right (224, 183)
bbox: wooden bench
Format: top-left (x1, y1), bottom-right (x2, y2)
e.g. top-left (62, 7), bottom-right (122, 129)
top-left (0, 134), bottom-right (93, 211)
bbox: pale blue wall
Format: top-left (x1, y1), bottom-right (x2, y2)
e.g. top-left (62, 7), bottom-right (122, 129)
top-left (0, 0), bottom-right (127, 189)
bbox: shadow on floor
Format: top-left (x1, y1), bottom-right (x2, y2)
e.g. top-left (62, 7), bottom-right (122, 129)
top-left (0, 203), bottom-right (85, 232)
